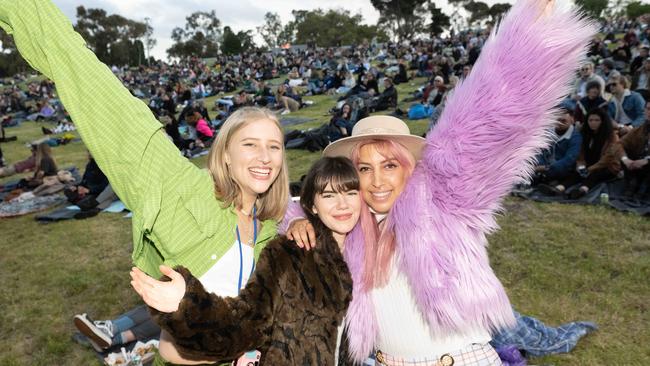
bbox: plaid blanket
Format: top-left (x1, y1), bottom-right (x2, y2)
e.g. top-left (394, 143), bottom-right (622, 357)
top-left (491, 311), bottom-right (597, 357)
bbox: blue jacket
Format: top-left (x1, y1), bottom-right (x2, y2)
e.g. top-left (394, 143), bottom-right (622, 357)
top-left (608, 91), bottom-right (646, 127)
top-left (538, 126), bottom-right (583, 179)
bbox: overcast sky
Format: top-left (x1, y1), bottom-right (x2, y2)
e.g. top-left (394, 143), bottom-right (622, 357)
top-left (50, 0), bottom-right (512, 60)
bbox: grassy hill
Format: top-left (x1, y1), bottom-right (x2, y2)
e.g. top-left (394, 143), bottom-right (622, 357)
top-left (0, 79), bottom-right (648, 365)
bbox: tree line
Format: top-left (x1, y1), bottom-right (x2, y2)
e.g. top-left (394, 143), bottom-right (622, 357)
top-left (1, 0), bottom-right (649, 75)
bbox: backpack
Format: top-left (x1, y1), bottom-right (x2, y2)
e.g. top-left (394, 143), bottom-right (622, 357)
top-left (408, 103), bottom-right (434, 120)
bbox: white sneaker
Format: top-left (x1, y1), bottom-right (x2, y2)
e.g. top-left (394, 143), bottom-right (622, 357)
top-left (73, 313), bottom-right (114, 349)
top-left (281, 109), bottom-right (291, 115)
top-left (87, 337), bottom-right (105, 353)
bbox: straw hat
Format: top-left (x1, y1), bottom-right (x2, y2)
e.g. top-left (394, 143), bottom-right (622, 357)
top-left (323, 115), bottom-right (426, 159)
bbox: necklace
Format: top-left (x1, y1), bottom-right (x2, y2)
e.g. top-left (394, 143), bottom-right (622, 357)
top-left (237, 205), bottom-right (256, 246)
top-left (239, 199), bottom-right (257, 217)
top-left (238, 224), bottom-right (255, 246)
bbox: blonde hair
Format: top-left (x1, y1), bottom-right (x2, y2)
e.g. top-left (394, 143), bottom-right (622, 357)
top-left (207, 107), bottom-right (289, 221)
top-left (35, 142), bottom-right (56, 172)
top-left (619, 75), bottom-right (630, 89)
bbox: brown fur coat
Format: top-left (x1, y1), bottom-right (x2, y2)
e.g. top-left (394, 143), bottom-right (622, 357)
top-left (149, 232), bottom-right (353, 365)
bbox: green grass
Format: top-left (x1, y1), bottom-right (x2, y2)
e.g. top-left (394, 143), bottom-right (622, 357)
top-left (1, 79), bottom-right (649, 365)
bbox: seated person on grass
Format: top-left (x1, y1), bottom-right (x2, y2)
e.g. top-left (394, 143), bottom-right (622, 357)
top-left (608, 76), bottom-right (646, 134)
top-left (369, 77), bottom-right (398, 112)
top-left (17, 142), bottom-right (57, 189)
top-left (185, 107), bottom-right (214, 148)
top-left (338, 72), bottom-right (377, 101)
top-left (533, 108), bottom-right (582, 185)
top-left (275, 84), bottom-right (300, 115)
top-left (328, 103), bottom-right (353, 143)
top-left (631, 57), bottom-right (650, 92)
top-left (64, 152), bottom-right (109, 205)
top-left (424, 75), bottom-right (447, 107)
top-left (574, 81), bottom-right (608, 126)
top-left (538, 108), bottom-right (620, 199)
top-left (0, 144), bottom-right (36, 179)
top-left (74, 306), bottom-right (160, 352)
top-left (612, 102), bottom-right (650, 199)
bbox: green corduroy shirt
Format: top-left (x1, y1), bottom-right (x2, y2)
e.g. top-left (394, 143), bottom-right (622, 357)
top-left (0, 0), bottom-right (278, 279)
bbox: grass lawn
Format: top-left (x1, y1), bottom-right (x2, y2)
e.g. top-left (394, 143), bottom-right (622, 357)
top-left (0, 79), bottom-right (649, 365)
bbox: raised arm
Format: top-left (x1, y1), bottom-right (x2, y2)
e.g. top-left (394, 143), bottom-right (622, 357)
top-left (0, 0), bottom-right (195, 212)
top-left (143, 244), bottom-right (285, 361)
top-left (407, 0), bottom-right (597, 230)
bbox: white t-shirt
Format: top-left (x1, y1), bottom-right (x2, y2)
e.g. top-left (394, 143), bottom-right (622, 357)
top-left (371, 262), bottom-right (491, 359)
top-left (199, 240), bottom-right (255, 297)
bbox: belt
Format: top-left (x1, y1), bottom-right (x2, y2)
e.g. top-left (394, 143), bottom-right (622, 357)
top-left (375, 350), bottom-right (455, 366)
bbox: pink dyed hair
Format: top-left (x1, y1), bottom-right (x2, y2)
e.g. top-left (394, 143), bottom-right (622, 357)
top-left (350, 139), bottom-right (416, 290)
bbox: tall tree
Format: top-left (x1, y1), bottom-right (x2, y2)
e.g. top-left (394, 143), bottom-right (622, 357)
top-left (257, 12), bottom-right (283, 49)
top-left (167, 11), bottom-right (221, 58)
top-left (489, 3), bottom-right (512, 23)
top-left (221, 27), bottom-right (256, 55)
top-left (626, 1), bottom-right (650, 18)
top-left (603, 0), bottom-right (630, 18)
top-left (0, 30), bottom-right (31, 75)
top-left (290, 9), bottom-right (387, 47)
top-left (143, 17), bottom-right (157, 63)
top-left (276, 10), bottom-right (309, 46)
top-left (428, 3), bottom-right (451, 37)
top-left (575, 0), bottom-right (609, 19)
top-left (463, 1), bottom-right (490, 26)
top-left (74, 6), bottom-right (150, 66)
top-left (371, 0), bottom-right (428, 42)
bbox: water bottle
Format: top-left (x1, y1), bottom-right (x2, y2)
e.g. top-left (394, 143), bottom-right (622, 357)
top-left (600, 193), bottom-right (609, 204)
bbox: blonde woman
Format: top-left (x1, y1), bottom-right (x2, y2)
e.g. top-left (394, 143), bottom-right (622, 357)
top-left (19, 142), bottom-right (57, 188)
top-left (0, 2), bottom-right (289, 365)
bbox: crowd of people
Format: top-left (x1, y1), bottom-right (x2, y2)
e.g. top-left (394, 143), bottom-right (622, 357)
top-left (0, 0), bottom-right (648, 365)
top-left (531, 61), bottom-right (650, 200)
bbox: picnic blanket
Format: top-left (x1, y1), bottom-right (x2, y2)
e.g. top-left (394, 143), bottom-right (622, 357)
top-left (35, 206), bottom-right (78, 221)
top-left (0, 179), bottom-right (20, 200)
top-left (36, 199), bottom-right (128, 222)
top-left (512, 179), bottom-right (650, 216)
top-left (280, 117), bottom-right (314, 127)
top-left (0, 193), bottom-right (66, 218)
top-left (491, 311), bottom-right (597, 357)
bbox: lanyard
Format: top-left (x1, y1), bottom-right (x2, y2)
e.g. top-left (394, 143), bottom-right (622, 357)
top-left (235, 205), bottom-right (257, 294)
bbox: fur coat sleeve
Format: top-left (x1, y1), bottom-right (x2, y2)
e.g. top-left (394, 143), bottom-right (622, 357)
top-left (150, 233), bottom-right (352, 365)
top-left (278, 200), bottom-right (305, 235)
top-left (149, 246), bottom-right (285, 362)
top-left (407, 2), bottom-right (598, 233)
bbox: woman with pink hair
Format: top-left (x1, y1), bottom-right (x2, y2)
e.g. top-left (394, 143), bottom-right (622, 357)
top-left (285, 0), bottom-right (598, 364)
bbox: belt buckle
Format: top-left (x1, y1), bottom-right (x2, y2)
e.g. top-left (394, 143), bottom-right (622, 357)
top-left (439, 353), bottom-right (454, 366)
top-left (375, 350), bottom-right (385, 364)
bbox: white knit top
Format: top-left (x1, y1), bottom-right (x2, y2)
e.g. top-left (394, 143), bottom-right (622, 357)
top-left (371, 261), bottom-right (491, 358)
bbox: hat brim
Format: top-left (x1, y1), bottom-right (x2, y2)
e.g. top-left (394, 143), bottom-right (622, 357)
top-left (323, 133), bottom-right (426, 160)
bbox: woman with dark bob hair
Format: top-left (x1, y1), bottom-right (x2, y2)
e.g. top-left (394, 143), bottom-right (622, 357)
top-left (130, 157), bottom-right (362, 365)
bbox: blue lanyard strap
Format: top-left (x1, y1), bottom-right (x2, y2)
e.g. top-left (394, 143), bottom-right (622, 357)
top-left (236, 205), bottom-right (257, 294)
